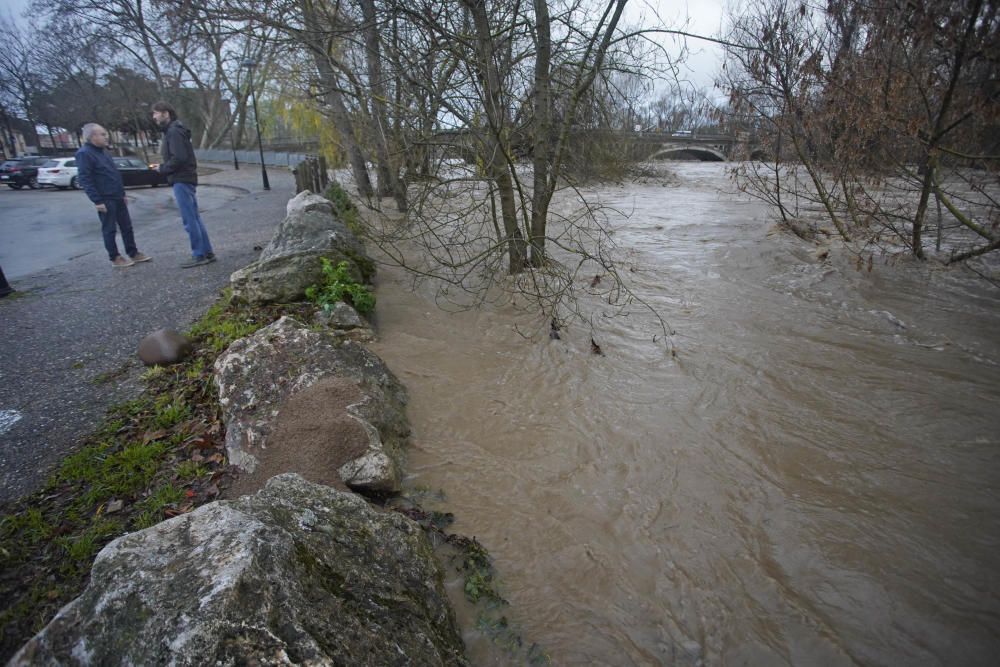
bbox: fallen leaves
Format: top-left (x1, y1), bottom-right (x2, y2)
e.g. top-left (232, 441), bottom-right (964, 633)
top-left (142, 429), bottom-right (169, 444)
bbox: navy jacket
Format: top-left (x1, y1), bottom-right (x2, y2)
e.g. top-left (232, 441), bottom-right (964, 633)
top-left (158, 120), bottom-right (198, 185)
top-left (75, 143), bottom-right (125, 204)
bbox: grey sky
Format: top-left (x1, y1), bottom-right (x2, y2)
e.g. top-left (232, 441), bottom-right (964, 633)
top-left (627, 0), bottom-right (727, 92)
top-left (4, 0), bottom-right (727, 93)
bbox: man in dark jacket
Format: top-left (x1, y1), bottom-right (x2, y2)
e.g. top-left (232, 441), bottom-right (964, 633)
top-left (151, 101), bottom-right (215, 268)
top-left (75, 123), bottom-right (151, 268)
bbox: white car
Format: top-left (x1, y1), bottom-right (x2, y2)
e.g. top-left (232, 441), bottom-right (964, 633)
top-left (37, 157), bottom-right (79, 190)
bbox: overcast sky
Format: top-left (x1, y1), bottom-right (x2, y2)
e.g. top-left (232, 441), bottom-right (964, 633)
top-left (628, 0), bottom-right (728, 93)
top-left (4, 0), bottom-right (726, 92)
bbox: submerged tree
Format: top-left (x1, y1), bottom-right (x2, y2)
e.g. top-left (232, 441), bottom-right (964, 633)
top-left (722, 0), bottom-right (1000, 266)
top-left (352, 0), bottom-right (687, 345)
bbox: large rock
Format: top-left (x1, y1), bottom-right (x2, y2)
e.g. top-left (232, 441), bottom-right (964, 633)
top-left (231, 192), bottom-right (371, 303)
top-left (10, 474), bottom-right (468, 666)
top-left (285, 189), bottom-right (334, 216)
top-left (214, 316), bottom-right (407, 493)
top-left (137, 328), bottom-right (191, 366)
top-left (314, 301), bottom-right (376, 343)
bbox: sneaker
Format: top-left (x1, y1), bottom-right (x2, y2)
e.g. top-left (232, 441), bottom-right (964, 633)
top-left (111, 256), bottom-right (135, 268)
top-left (130, 252), bottom-right (152, 263)
top-left (180, 256), bottom-right (213, 268)
top-left (205, 252), bottom-right (216, 262)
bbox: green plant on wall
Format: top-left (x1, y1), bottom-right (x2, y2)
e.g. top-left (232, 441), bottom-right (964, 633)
top-left (324, 181), bottom-right (362, 235)
top-left (305, 258), bottom-right (375, 315)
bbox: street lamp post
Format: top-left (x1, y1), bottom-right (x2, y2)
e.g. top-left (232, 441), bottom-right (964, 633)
top-left (241, 58), bottom-right (270, 190)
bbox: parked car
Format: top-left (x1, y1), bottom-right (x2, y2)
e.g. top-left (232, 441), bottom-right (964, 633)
top-left (112, 157), bottom-right (169, 188)
top-left (37, 157), bottom-right (80, 190)
top-left (0, 156), bottom-right (50, 189)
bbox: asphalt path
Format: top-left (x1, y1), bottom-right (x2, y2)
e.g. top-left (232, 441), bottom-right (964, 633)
top-left (0, 165), bottom-right (294, 504)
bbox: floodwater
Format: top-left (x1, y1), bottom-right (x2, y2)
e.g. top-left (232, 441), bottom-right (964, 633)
top-left (369, 162), bottom-right (1000, 666)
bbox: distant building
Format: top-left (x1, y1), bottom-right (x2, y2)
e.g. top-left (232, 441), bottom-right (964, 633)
top-left (0, 128), bottom-right (31, 159)
top-left (36, 127), bottom-right (76, 151)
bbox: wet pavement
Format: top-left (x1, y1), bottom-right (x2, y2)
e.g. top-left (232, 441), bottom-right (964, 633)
top-left (0, 164), bottom-right (295, 504)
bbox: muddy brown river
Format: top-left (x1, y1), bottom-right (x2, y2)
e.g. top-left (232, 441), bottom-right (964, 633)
top-left (369, 163), bottom-right (1000, 666)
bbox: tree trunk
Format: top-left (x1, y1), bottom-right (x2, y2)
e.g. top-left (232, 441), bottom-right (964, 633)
top-left (465, 0), bottom-right (526, 274)
top-left (299, 0), bottom-right (374, 199)
top-left (910, 0), bottom-right (982, 259)
top-left (493, 159), bottom-right (527, 274)
top-left (911, 157), bottom-right (933, 259)
top-left (360, 0), bottom-right (407, 211)
top-left (529, 0), bottom-right (552, 267)
top-left (327, 87), bottom-right (375, 200)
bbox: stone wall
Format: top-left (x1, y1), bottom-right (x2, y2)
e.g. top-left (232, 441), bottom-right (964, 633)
top-left (10, 189), bottom-right (469, 666)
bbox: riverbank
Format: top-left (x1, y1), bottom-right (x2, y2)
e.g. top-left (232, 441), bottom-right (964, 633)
top-left (0, 186), bottom-right (538, 665)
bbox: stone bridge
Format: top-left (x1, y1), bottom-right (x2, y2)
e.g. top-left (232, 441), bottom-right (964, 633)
top-left (428, 128), bottom-right (756, 162)
top-left (623, 131), bottom-right (737, 161)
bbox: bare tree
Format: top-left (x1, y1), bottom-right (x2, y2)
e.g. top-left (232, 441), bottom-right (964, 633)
top-left (34, 0), bottom-right (279, 149)
top-left (0, 19), bottom-right (44, 149)
top-left (722, 0), bottom-right (1000, 266)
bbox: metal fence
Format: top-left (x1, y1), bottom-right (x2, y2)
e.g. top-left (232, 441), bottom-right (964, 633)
top-left (194, 148), bottom-right (310, 168)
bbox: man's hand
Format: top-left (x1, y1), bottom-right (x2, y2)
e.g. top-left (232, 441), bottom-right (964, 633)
top-left (95, 203), bottom-right (107, 213)
top-left (149, 163), bottom-right (160, 170)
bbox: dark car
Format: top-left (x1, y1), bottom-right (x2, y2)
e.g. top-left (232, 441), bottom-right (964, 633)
top-left (0, 156), bottom-right (51, 189)
top-left (112, 157), bottom-right (169, 188)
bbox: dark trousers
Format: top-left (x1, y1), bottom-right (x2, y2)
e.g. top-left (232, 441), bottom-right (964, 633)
top-left (0, 265), bottom-right (11, 296)
top-left (99, 197), bottom-right (137, 260)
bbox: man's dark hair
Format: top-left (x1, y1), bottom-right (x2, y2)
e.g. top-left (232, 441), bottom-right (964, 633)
top-left (151, 101), bottom-right (177, 121)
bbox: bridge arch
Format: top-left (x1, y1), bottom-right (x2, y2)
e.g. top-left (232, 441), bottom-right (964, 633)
top-left (648, 146), bottom-right (727, 162)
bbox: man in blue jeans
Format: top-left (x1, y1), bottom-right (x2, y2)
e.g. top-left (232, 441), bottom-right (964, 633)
top-left (75, 123), bottom-right (152, 268)
top-left (151, 101), bottom-right (216, 268)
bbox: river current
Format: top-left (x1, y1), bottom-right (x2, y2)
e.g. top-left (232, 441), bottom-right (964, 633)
top-left (369, 162), bottom-right (1000, 666)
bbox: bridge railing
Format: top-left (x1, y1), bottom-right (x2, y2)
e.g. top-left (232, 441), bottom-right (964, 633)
top-left (194, 148), bottom-right (311, 168)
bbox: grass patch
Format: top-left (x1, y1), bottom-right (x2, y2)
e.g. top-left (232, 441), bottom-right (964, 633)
top-left (176, 460), bottom-right (210, 481)
top-left (0, 289), bottom-right (38, 303)
top-left (0, 290), bottom-right (311, 662)
top-left (188, 288), bottom-right (272, 352)
top-left (151, 395), bottom-right (190, 430)
top-left (140, 365), bottom-right (168, 381)
top-left (91, 362), bottom-right (131, 386)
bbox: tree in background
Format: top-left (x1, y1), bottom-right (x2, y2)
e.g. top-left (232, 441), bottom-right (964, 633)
top-left (31, 0), bottom-right (280, 150)
top-left (722, 0), bottom-right (999, 265)
top-left (0, 19), bottom-right (44, 149)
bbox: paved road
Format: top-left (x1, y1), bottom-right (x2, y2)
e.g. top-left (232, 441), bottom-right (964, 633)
top-left (0, 165), bottom-right (295, 504)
